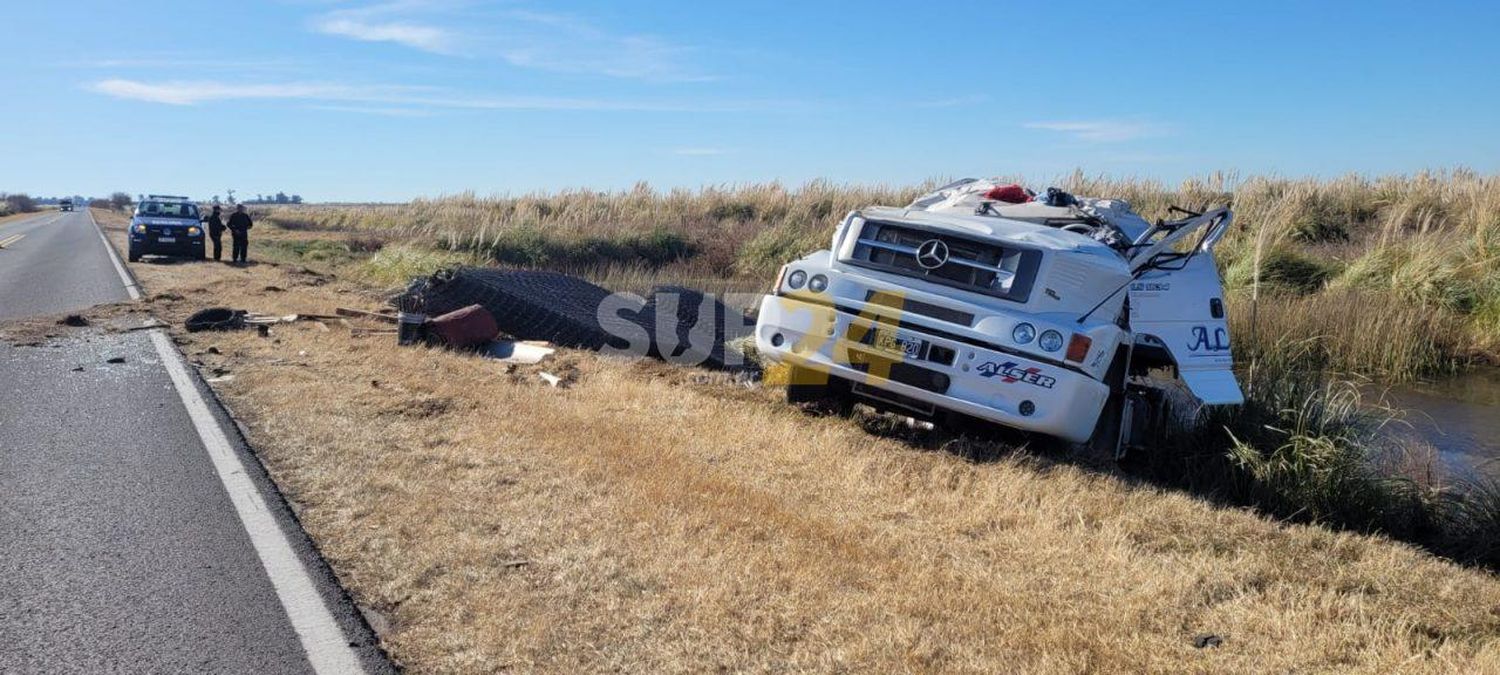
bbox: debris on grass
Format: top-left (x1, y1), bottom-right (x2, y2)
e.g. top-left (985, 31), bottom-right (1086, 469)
top-left (486, 340), bottom-right (555, 365)
top-left (397, 267), bottom-right (754, 370)
top-left (427, 304), bottom-right (499, 350)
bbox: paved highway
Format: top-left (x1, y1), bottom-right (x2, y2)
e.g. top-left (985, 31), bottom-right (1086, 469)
top-left (0, 210), bottom-right (133, 320)
top-left (0, 210), bottom-right (389, 673)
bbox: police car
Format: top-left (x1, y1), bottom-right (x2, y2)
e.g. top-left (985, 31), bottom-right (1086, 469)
top-left (128, 195), bottom-right (205, 262)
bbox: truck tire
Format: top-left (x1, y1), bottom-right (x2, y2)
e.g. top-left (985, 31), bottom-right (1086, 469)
top-left (785, 366), bottom-right (853, 416)
top-left (127, 248), bottom-right (140, 262)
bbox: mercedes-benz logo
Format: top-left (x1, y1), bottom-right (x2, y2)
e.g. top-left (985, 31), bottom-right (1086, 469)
top-left (915, 238), bottom-right (950, 270)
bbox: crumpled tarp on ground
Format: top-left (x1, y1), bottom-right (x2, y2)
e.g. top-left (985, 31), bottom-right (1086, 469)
top-left (399, 268), bottom-right (754, 370)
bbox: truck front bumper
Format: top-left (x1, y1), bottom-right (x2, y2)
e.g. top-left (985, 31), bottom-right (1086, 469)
top-left (756, 294), bottom-right (1109, 443)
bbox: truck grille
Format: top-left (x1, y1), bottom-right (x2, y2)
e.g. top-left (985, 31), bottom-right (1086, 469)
top-left (847, 220), bottom-right (1041, 302)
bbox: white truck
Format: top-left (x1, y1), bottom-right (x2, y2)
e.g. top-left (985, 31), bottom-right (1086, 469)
top-left (754, 178), bottom-right (1243, 454)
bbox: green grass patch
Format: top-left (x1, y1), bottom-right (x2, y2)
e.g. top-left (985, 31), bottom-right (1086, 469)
top-left (354, 243), bottom-right (476, 286)
top-left (478, 226), bottom-right (694, 268)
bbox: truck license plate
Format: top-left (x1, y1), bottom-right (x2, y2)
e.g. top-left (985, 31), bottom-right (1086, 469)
top-left (872, 328), bottom-right (923, 359)
top-left (158, 236), bottom-right (176, 243)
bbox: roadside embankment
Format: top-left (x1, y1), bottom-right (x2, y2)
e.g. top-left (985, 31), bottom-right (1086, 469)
top-left (83, 207), bottom-right (1500, 672)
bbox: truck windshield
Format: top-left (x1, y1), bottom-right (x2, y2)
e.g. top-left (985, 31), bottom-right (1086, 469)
top-left (138, 201), bottom-right (200, 219)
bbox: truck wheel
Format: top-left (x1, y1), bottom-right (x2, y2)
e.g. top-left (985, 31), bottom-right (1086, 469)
top-left (786, 366), bottom-right (854, 416)
top-left (128, 249), bottom-right (140, 262)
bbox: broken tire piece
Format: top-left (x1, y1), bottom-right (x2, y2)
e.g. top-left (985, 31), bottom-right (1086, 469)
top-left (59, 315), bottom-right (89, 327)
top-left (105, 356), bottom-right (126, 364)
top-left (185, 307), bottom-right (247, 332)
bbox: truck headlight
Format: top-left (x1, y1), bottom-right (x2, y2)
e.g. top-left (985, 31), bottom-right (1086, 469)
top-left (787, 270), bottom-right (807, 290)
top-left (1039, 330), bottom-right (1064, 352)
top-left (188, 226), bottom-right (201, 236)
top-left (1012, 323), bottom-right (1035, 344)
top-left (132, 223), bottom-right (146, 234)
top-left (807, 274), bottom-right (828, 293)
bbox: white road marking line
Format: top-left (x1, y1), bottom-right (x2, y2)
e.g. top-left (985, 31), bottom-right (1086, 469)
top-left (86, 208), bottom-right (141, 300)
top-left (147, 330), bottom-right (366, 674)
top-left (0, 233), bottom-right (23, 248)
top-left (86, 206), bottom-right (365, 673)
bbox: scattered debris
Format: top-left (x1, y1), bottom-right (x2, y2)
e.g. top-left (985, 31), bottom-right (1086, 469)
top-left (186, 307), bottom-right (246, 332)
top-left (256, 325), bottom-right (271, 338)
top-left (351, 327), bottom-right (398, 338)
top-left (263, 285), bottom-right (285, 292)
top-left (59, 315), bottom-right (89, 327)
top-left (486, 340), bottom-right (555, 365)
top-left (1193, 634), bottom-right (1224, 649)
top-left (105, 356), bottom-right (126, 364)
top-left (427, 304), bottom-right (499, 350)
top-left (398, 268), bottom-right (753, 370)
top-left (206, 346), bottom-right (221, 355)
top-left (336, 307), bottom-right (399, 324)
top-left (538, 372), bottom-right (563, 387)
top-left (71, 366), bottom-right (84, 372)
top-left (499, 559), bottom-right (532, 569)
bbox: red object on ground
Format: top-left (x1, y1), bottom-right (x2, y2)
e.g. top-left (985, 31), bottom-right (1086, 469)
top-left (427, 304), bottom-right (500, 349)
top-left (984, 184), bottom-right (1032, 204)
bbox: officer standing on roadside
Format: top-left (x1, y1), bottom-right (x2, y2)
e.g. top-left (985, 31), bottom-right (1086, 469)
top-left (227, 204), bottom-right (253, 263)
top-left (202, 205), bottom-right (225, 261)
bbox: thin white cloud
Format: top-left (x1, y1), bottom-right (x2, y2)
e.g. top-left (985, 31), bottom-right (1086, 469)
top-left (312, 16), bottom-right (456, 54)
top-left (306, 4), bottom-right (710, 81)
top-left (496, 11), bottom-right (711, 82)
top-left (86, 79), bottom-right (423, 106)
top-left (85, 78), bottom-right (771, 113)
top-left (1023, 120), bottom-right (1168, 143)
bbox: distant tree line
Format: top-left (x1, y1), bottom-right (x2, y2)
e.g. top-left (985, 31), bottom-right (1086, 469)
top-left (240, 191), bottom-right (304, 205)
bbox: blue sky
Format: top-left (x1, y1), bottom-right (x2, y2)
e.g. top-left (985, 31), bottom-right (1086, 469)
top-left (4, 0), bottom-right (1498, 202)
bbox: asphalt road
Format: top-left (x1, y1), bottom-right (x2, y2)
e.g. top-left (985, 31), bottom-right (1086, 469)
top-left (0, 210), bottom-right (388, 673)
top-left (0, 210), bottom-right (131, 321)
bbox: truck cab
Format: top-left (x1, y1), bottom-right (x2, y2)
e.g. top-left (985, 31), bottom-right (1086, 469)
top-left (59, 199), bottom-right (73, 212)
top-left (755, 178), bottom-right (1242, 454)
top-left (128, 195), bottom-right (204, 262)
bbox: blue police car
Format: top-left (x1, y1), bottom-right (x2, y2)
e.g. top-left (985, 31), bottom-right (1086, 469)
top-left (128, 195), bottom-right (205, 262)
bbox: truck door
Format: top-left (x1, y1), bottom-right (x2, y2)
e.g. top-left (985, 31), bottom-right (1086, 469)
top-left (1126, 209), bottom-right (1243, 406)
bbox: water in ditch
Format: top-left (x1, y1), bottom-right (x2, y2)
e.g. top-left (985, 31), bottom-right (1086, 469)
top-left (1381, 369), bottom-right (1500, 482)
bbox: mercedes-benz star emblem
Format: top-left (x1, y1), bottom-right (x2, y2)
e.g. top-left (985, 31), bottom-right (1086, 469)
top-left (915, 238), bottom-right (950, 270)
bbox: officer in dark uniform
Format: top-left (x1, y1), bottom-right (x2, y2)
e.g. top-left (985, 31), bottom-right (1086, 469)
top-left (226, 204), bottom-right (254, 263)
top-left (203, 205), bottom-right (225, 261)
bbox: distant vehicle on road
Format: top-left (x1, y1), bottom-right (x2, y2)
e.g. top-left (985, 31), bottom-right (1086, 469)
top-left (128, 195), bottom-right (204, 262)
top-left (59, 199), bottom-right (73, 212)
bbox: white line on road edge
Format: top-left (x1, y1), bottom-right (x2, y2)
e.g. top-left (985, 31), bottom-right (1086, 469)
top-left (147, 329), bottom-right (366, 675)
top-left (86, 209), bottom-right (141, 301)
top-left (86, 206), bottom-right (364, 673)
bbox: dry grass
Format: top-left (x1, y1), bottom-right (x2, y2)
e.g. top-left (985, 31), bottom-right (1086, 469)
top-left (90, 211), bottom-right (1500, 673)
top-left (258, 171), bottom-right (1500, 379)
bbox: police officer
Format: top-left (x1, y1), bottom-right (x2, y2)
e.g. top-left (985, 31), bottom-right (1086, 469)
top-left (227, 204), bottom-right (253, 263)
top-left (202, 205), bottom-right (225, 261)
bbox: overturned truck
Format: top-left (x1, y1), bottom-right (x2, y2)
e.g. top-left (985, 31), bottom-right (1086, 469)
top-left (755, 179), bottom-right (1243, 455)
